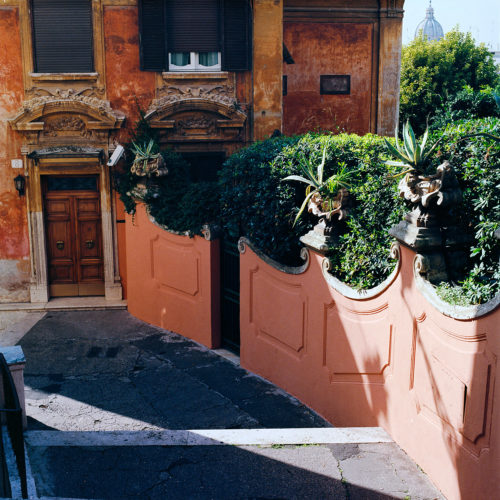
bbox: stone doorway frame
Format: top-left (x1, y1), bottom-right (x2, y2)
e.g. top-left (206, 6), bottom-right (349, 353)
top-left (25, 151), bottom-right (121, 303)
top-left (8, 92), bottom-right (125, 303)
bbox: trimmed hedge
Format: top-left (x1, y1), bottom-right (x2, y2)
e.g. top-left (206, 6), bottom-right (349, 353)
top-left (434, 118), bottom-right (500, 304)
top-left (116, 119), bottom-right (499, 304)
top-left (219, 133), bottom-right (406, 286)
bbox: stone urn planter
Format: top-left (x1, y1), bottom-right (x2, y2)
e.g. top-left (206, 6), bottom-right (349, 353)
top-left (300, 188), bottom-right (354, 252)
top-left (282, 146), bottom-right (355, 254)
top-left (130, 153), bottom-right (167, 177)
top-left (384, 122), bottom-right (470, 283)
top-left (129, 140), bottom-right (169, 199)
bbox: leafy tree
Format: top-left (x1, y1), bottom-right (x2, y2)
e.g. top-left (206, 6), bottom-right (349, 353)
top-left (400, 29), bottom-right (500, 134)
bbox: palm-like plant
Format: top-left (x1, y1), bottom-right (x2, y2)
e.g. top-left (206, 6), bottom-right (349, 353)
top-left (384, 121), bottom-right (444, 176)
top-left (283, 147), bottom-right (353, 226)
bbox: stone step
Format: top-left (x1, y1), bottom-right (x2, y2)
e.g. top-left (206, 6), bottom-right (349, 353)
top-left (25, 427), bottom-right (393, 448)
top-left (0, 297), bottom-right (127, 313)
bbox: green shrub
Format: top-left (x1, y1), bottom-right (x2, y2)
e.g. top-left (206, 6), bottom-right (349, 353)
top-left (218, 136), bottom-right (308, 264)
top-left (144, 150), bottom-right (220, 236)
top-left (219, 133), bottom-right (406, 285)
top-left (279, 134), bottom-right (406, 289)
top-left (434, 118), bottom-right (500, 303)
top-left (400, 30), bottom-right (500, 134)
top-left (431, 86), bottom-right (500, 130)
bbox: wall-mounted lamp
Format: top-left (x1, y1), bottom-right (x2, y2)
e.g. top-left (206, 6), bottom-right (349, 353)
top-left (14, 174), bottom-right (25, 197)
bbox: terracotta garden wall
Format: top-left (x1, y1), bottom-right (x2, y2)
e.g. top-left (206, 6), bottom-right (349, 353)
top-left (125, 203), bottom-right (220, 348)
top-left (124, 201), bottom-right (500, 499)
top-left (239, 239), bottom-right (500, 500)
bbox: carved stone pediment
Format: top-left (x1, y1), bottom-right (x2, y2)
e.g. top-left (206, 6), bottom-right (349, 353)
top-left (145, 79), bottom-right (247, 143)
top-left (9, 88), bottom-right (125, 145)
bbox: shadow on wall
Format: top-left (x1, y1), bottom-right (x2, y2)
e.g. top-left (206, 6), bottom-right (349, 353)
top-left (238, 241), bottom-right (499, 500)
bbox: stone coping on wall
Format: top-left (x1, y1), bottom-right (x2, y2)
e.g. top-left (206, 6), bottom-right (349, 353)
top-left (321, 242), bottom-right (402, 301)
top-left (145, 208), bottom-right (220, 241)
top-left (413, 254), bottom-right (500, 320)
top-left (238, 238), bottom-right (402, 298)
top-left (237, 238), bottom-right (310, 275)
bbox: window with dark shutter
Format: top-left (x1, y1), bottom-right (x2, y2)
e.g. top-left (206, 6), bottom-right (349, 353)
top-left (139, 0), bottom-right (166, 72)
top-left (32, 0), bottom-right (94, 73)
top-left (167, 0), bottom-right (219, 53)
top-left (222, 0), bottom-right (252, 71)
top-left (138, 0), bottom-right (252, 72)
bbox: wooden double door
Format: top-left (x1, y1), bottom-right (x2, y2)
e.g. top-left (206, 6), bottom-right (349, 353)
top-left (43, 176), bottom-right (104, 297)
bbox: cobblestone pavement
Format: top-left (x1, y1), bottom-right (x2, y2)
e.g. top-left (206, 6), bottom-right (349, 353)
top-left (18, 310), bottom-right (444, 499)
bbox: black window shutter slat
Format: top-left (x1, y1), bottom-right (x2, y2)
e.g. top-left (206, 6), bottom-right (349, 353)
top-left (167, 0), bottom-right (219, 53)
top-left (139, 0), bottom-right (166, 71)
top-left (222, 0), bottom-right (252, 71)
top-left (32, 0), bottom-right (93, 73)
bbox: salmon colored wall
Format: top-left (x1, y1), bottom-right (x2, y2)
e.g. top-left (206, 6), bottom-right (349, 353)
top-left (240, 243), bottom-right (500, 500)
top-left (103, 6), bottom-right (156, 141)
top-left (283, 22), bottom-right (373, 135)
top-left (0, 7), bottom-right (30, 301)
top-left (125, 203), bottom-right (221, 348)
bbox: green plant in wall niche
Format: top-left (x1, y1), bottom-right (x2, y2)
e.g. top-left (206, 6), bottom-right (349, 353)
top-left (282, 146), bottom-right (354, 227)
top-left (130, 139), bottom-right (167, 177)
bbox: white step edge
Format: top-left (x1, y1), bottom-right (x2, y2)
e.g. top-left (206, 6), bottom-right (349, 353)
top-left (25, 427), bottom-right (392, 448)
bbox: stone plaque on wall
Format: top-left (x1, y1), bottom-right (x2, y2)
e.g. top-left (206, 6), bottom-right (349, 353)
top-left (320, 75), bottom-right (351, 95)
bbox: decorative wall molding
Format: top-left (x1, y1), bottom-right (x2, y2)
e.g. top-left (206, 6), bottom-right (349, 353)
top-left (22, 87), bottom-right (111, 114)
top-left (9, 87), bottom-right (125, 145)
top-left (152, 84), bottom-right (239, 110)
top-left (146, 72), bottom-right (247, 143)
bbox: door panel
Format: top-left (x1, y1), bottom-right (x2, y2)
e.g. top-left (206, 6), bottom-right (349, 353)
top-left (43, 176), bottom-right (104, 297)
top-left (220, 237), bottom-right (240, 352)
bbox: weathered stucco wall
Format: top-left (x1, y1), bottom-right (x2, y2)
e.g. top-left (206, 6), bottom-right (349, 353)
top-left (0, 7), bottom-right (30, 302)
top-left (239, 242), bottom-right (500, 500)
top-left (377, 13), bottom-right (403, 136)
top-left (284, 22), bottom-right (373, 135)
top-left (103, 5), bottom-right (156, 140)
top-left (253, 0), bottom-right (283, 140)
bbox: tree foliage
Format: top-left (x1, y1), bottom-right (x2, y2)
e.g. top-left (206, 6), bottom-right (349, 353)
top-left (400, 30), bottom-right (500, 134)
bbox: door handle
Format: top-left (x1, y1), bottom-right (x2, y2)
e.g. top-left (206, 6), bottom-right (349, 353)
top-left (85, 240), bottom-right (95, 249)
top-left (56, 240), bottom-right (64, 250)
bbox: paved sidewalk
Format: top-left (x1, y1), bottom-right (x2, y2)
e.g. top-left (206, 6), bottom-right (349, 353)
top-left (16, 310), bottom-right (443, 499)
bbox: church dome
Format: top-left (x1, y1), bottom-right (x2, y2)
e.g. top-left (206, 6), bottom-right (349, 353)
top-left (415, 2), bottom-right (444, 41)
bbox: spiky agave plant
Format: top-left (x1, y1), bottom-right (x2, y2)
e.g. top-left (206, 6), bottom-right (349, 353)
top-left (130, 139), bottom-right (161, 175)
top-left (283, 146), bottom-right (353, 226)
top-left (384, 121), bottom-right (444, 176)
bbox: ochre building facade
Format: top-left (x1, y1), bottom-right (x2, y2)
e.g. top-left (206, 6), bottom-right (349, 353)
top-left (0, 0), bottom-right (404, 304)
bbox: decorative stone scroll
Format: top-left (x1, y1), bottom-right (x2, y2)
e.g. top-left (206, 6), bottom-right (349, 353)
top-left (152, 84), bottom-right (239, 110)
top-left (145, 76), bottom-right (247, 143)
top-left (9, 87), bottom-right (124, 146)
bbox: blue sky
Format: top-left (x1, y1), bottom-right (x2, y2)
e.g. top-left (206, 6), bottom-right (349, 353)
top-left (402, 0), bottom-right (500, 50)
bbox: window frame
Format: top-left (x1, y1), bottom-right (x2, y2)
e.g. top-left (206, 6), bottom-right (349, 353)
top-left (139, 0), bottom-right (252, 73)
top-left (168, 52), bottom-right (222, 72)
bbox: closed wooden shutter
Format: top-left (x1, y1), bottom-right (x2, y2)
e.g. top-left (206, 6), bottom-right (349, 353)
top-left (139, 0), bottom-right (167, 71)
top-left (32, 0), bottom-right (93, 73)
top-left (222, 0), bottom-right (252, 71)
top-left (166, 0), bottom-right (220, 53)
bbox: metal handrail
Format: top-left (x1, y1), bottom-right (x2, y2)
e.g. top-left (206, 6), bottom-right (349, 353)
top-left (0, 353), bottom-right (27, 498)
